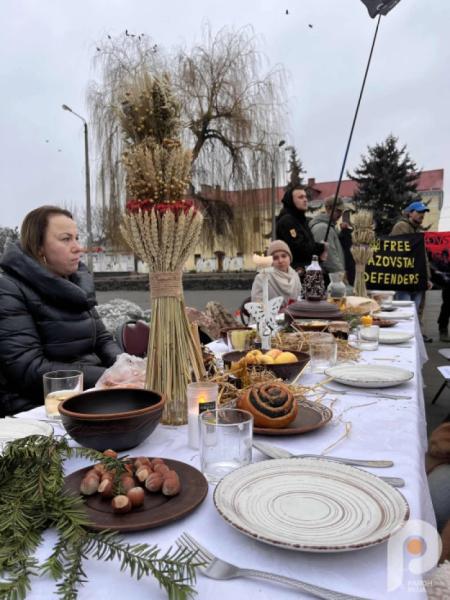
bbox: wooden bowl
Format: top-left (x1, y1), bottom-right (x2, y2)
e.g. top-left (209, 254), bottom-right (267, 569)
top-left (222, 350), bottom-right (310, 381)
top-left (59, 388), bottom-right (165, 451)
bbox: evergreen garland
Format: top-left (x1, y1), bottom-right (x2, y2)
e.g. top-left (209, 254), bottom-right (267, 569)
top-left (0, 435), bottom-right (201, 600)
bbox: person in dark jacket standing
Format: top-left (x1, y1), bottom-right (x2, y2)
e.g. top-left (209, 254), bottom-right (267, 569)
top-left (0, 206), bottom-right (121, 416)
top-left (276, 186), bottom-right (327, 275)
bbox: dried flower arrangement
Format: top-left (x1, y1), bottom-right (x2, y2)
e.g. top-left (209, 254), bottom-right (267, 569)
top-left (120, 73), bottom-right (205, 425)
top-left (350, 210), bottom-right (375, 297)
top-left (272, 331), bottom-right (361, 362)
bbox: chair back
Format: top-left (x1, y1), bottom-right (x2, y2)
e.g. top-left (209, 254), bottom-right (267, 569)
top-left (118, 320), bottom-right (150, 357)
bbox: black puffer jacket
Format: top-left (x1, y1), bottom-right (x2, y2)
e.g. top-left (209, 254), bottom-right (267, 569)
top-left (276, 195), bottom-right (325, 271)
top-left (0, 243), bottom-right (121, 416)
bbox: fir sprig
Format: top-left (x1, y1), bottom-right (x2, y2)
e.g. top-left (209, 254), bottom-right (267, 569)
top-left (0, 435), bottom-right (202, 600)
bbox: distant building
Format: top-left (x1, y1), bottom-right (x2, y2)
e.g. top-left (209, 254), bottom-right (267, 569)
top-left (186, 169), bottom-right (444, 271)
top-left (306, 169), bottom-right (444, 232)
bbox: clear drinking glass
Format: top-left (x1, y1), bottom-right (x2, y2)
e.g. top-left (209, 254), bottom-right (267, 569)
top-left (199, 408), bottom-right (253, 484)
top-left (43, 370), bottom-right (83, 419)
top-left (227, 328), bottom-right (254, 351)
top-left (309, 332), bottom-right (337, 373)
top-left (358, 325), bottom-right (380, 350)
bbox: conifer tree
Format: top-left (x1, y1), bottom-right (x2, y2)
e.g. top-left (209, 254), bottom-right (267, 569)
top-left (348, 134), bottom-right (419, 234)
top-left (286, 146), bottom-right (305, 188)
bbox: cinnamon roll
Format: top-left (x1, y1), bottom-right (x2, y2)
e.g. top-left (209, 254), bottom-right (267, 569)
top-left (238, 382), bottom-right (297, 428)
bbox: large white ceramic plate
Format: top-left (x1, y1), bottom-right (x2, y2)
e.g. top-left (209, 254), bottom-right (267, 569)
top-left (392, 300), bottom-right (414, 307)
top-left (324, 364), bottom-right (413, 388)
top-left (214, 458), bottom-right (409, 552)
top-left (377, 311), bottom-right (413, 320)
top-left (0, 418), bottom-right (53, 445)
top-left (379, 331), bottom-right (414, 345)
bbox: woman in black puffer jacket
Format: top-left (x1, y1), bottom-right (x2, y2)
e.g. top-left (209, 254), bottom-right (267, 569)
top-left (0, 206), bottom-right (121, 416)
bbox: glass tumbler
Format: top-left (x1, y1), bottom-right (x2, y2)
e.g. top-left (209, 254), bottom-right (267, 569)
top-left (309, 332), bottom-right (337, 373)
top-left (200, 408), bottom-right (253, 484)
top-left (43, 370), bottom-right (83, 419)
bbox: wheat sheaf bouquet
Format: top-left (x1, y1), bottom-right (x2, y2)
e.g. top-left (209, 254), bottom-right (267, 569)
top-left (350, 209), bottom-right (375, 297)
top-left (120, 74), bottom-right (205, 425)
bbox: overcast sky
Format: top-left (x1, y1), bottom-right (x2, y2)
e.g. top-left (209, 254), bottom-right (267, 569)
top-left (2, 0), bottom-right (449, 229)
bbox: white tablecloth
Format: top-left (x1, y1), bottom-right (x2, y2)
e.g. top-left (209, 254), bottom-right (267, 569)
top-left (17, 309), bottom-right (435, 599)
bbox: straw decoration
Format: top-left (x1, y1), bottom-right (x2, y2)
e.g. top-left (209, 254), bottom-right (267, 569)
top-left (120, 74), bottom-right (204, 425)
top-left (350, 210), bottom-right (375, 297)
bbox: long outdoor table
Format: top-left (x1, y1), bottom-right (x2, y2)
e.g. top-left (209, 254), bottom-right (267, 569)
top-left (16, 307), bottom-right (435, 599)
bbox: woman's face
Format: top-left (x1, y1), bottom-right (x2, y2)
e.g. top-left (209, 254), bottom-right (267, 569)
top-left (272, 250), bottom-right (291, 273)
top-left (292, 189), bottom-right (308, 211)
top-left (40, 215), bottom-right (82, 277)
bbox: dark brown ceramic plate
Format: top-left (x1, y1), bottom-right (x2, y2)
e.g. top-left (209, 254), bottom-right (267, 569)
top-left (372, 318), bottom-right (398, 328)
top-left (253, 400), bottom-right (332, 436)
top-left (64, 458), bottom-right (208, 532)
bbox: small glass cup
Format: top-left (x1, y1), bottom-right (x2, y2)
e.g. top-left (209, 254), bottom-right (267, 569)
top-left (309, 332), bottom-right (337, 373)
top-left (199, 408), bottom-right (253, 484)
top-left (358, 325), bottom-right (380, 350)
top-left (226, 328), bottom-right (254, 351)
top-left (43, 370), bottom-right (83, 419)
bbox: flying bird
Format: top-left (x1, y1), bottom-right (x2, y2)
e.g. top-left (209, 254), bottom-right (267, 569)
top-left (308, 24), bottom-right (313, 28)
top-left (285, 9), bottom-right (289, 14)
top-left (96, 47), bottom-right (101, 51)
top-left (107, 34), bottom-right (111, 39)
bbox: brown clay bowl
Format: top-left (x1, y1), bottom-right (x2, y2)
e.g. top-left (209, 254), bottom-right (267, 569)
top-left (59, 388), bottom-right (165, 451)
top-left (222, 350), bottom-right (310, 381)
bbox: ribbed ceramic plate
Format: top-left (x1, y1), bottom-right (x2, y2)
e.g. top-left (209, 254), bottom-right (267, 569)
top-left (214, 458), bottom-right (409, 552)
top-left (0, 418), bottom-right (53, 444)
top-left (377, 311), bottom-right (413, 320)
top-left (379, 331), bottom-right (414, 345)
top-left (324, 364), bottom-right (413, 388)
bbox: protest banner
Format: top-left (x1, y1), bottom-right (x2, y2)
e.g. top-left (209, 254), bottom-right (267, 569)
top-left (425, 231), bottom-right (450, 286)
top-left (365, 233), bottom-right (427, 291)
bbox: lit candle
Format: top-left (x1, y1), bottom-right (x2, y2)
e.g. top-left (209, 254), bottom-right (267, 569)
top-left (187, 382), bottom-right (219, 449)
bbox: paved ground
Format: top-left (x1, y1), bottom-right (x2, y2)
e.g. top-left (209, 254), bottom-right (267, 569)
top-left (97, 288), bottom-right (450, 435)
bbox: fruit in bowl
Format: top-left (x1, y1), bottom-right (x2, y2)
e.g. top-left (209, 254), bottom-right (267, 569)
top-left (273, 351), bottom-right (298, 364)
top-left (222, 349), bottom-right (309, 381)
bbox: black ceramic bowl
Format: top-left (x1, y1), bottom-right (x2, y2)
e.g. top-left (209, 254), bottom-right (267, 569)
top-left (59, 388), bottom-right (165, 451)
top-left (222, 350), bottom-right (310, 381)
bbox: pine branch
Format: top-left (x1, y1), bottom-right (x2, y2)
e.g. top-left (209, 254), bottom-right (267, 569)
top-left (0, 435), bottom-right (201, 600)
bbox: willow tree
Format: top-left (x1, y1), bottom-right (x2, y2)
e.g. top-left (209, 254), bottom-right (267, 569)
top-left (87, 25), bottom-right (287, 252)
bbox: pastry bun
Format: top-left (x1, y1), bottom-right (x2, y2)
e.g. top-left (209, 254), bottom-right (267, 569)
top-left (237, 382), bottom-right (297, 429)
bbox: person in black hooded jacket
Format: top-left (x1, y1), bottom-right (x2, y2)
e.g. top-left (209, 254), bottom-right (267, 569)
top-left (0, 205), bottom-right (121, 416)
top-left (276, 186), bottom-right (327, 274)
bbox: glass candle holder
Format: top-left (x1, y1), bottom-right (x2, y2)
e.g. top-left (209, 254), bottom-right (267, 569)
top-left (187, 382), bottom-right (219, 449)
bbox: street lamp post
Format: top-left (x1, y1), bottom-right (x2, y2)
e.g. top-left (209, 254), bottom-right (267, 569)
top-left (62, 104), bottom-right (93, 270)
top-left (271, 140), bottom-right (285, 240)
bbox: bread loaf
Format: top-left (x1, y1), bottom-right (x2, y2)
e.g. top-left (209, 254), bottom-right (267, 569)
top-left (238, 382), bottom-right (297, 428)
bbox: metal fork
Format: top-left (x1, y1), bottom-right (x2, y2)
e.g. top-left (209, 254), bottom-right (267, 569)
top-left (252, 441), bottom-right (404, 487)
top-left (177, 532), bottom-right (369, 600)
